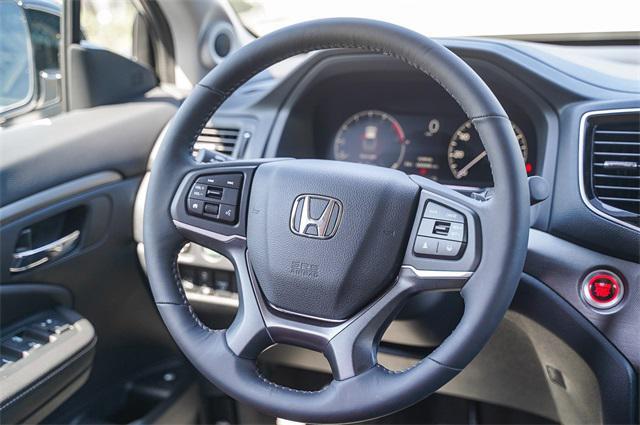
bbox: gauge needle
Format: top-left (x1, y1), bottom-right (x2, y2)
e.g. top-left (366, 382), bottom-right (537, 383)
top-left (456, 150), bottom-right (487, 179)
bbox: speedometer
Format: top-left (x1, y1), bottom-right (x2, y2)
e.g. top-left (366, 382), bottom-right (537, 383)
top-left (447, 120), bottom-right (528, 182)
top-left (333, 110), bottom-right (407, 169)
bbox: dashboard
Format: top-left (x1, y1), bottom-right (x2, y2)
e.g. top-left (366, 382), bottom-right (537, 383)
top-left (277, 65), bottom-right (538, 188)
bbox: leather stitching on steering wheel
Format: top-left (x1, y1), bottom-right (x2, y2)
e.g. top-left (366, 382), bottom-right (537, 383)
top-left (255, 369), bottom-right (330, 394)
top-left (169, 244), bottom-right (220, 333)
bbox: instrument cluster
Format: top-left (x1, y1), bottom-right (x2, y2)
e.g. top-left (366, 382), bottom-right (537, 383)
top-left (331, 108), bottom-right (533, 188)
top-left (312, 78), bottom-right (537, 188)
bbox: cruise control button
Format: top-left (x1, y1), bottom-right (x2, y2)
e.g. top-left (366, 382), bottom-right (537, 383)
top-left (218, 204), bottom-right (237, 223)
top-left (187, 198), bottom-right (204, 216)
top-left (418, 218), bottom-right (465, 242)
top-left (423, 202), bottom-right (465, 223)
top-left (436, 240), bottom-right (462, 257)
top-left (446, 222), bottom-right (465, 242)
top-left (413, 236), bottom-right (439, 256)
top-left (206, 187), bottom-right (223, 199)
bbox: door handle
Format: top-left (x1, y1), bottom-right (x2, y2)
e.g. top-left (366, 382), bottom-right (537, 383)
top-left (10, 230), bottom-right (81, 273)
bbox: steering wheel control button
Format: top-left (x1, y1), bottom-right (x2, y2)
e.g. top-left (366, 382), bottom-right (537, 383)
top-left (218, 204), bottom-right (237, 223)
top-left (581, 270), bottom-right (624, 310)
top-left (418, 218), bottom-right (435, 236)
top-left (436, 240), bottom-right (462, 257)
top-left (187, 198), bottom-right (204, 216)
top-left (446, 222), bottom-right (465, 241)
top-left (418, 218), bottom-right (465, 242)
top-left (220, 188), bottom-right (240, 205)
top-left (206, 187), bottom-right (223, 199)
top-left (189, 183), bottom-right (207, 198)
top-left (414, 201), bottom-right (468, 258)
top-left (204, 203), bottom-right (220, 215)
top-left (197, 173), bottom-right (243, 189)
top-left (423, 201), bottom-right (465, 223)
top-left (413, 236), bottom-right (439, 255)
top-left (187, 173), bottom-right (243, 224)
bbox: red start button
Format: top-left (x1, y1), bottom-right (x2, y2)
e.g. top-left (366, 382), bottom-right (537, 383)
top-left (581, 270), bottom-right (624, 310)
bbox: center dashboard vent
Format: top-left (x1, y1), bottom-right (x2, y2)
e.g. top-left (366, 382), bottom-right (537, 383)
top-left (193, 126), bottom-right (240, 157)
top-left (582, 110), bottom-right (640, 229)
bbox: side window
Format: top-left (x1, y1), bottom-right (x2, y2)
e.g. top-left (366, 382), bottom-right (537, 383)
top-left (0, 1), bottom-right (62, 125)
top-left (1, 0), bottom-right (158, 126)
top-left (0, 0), bottom-right (34, 115)
top-left (80, 0), bottom-right (139, 60)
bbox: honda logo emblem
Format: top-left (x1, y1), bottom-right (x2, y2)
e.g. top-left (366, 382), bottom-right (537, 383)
top-left (290, 195), bottom-right (343, 239)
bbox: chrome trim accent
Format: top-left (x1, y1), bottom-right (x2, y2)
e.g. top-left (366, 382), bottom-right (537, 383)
top-left (173, 220), bottom-right (246, 242)
top-left (443, 184), bottom-right (483, 193)
top-left (578, 107), bottom-right (640, 232)
top-left (178, 243), bottom-right (234, 271)
top-left (400, 265), bottom-right (473, 279)
top-left (289, 194), bottom-right (343, 239)
top-left (10, 230), bottom-right (81, 273)
top-left (185, 290), bottom-right (239, 308)
top-left (267, 301), bottom-right (346, 324)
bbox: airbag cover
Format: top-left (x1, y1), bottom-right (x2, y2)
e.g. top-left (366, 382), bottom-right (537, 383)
top-left (247, 159), bottom-right (418, 320)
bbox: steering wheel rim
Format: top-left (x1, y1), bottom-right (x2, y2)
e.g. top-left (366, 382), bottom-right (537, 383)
top-left (143, 18), bottom-right (529, 423)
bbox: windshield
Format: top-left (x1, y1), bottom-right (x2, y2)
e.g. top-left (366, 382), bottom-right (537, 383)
top-left (229, 0), bottom-right (640, 42)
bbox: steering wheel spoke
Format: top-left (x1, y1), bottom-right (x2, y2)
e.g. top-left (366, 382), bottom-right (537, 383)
top-left (326, 244), bottom-right (474, 381)
top-left (224, 252), bottom-right (273, 359)
top-left (324, 275), bottom-right (412, 380)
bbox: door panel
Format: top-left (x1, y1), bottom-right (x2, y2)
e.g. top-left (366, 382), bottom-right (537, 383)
top-left (0, 93), bottom-right (177, 207)
top-left (0, 94), bottom-right (179, 422)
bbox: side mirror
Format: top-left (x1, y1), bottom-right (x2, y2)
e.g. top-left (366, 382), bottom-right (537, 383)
top-left (37, 69), bottom-right (62, 108)
top-left (0, 0), bottom-right (35, 118)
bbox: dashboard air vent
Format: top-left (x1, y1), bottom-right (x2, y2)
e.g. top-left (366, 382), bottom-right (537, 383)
top-left (193, 126), bottom-right (240, 157)
top-left (582, 110), bottom-right (640, 229)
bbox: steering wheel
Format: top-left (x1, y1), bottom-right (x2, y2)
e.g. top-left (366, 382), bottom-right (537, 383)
top-left (143, 18), bottom-right (529, 423)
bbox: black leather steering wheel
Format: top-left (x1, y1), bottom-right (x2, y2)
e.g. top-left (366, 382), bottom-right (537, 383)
top-left (143, 18), bottom-right (529, 423)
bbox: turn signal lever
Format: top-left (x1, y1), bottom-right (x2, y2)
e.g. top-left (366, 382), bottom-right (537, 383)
top-left (527, 176), bottom-right (550, 205)
top-left (471, 176), bottom-right (550, 206)
top-left (195, 148), bottom-right (232, 164)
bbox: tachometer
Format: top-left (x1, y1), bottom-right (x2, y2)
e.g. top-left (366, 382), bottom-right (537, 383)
top-left (333, 110), bottom-right (407, 169)
top-left (447, 120), bottom-right (529, 181)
